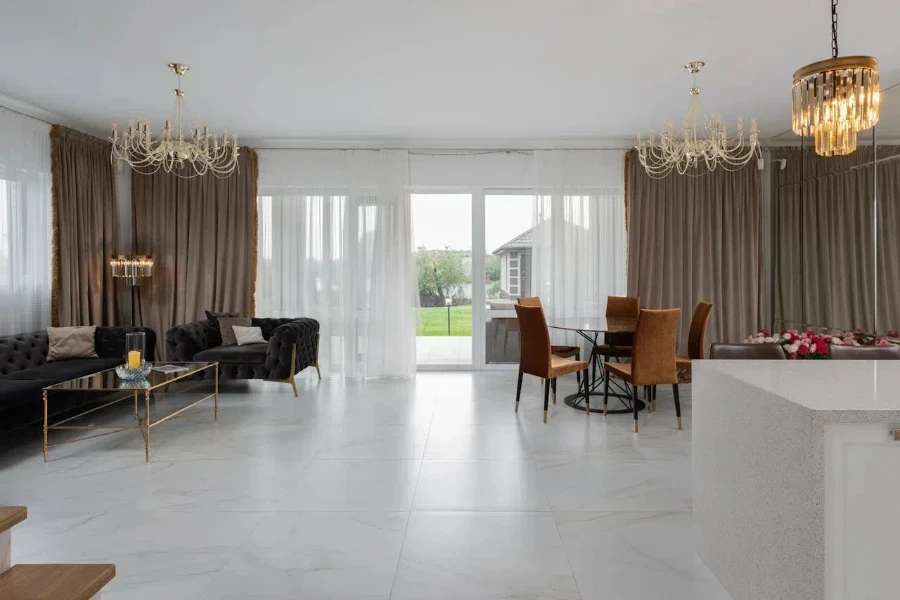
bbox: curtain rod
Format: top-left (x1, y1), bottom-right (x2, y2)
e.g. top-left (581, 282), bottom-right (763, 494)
top-left (253, 148), bottom-right (631, 154)
top-left (0, 103), bottom-right (53, 126)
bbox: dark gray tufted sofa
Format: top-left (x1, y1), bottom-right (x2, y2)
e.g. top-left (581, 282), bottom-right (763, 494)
top-left (166, 317), bottom-right (320, 396)
top-left (0, 327), bottom-right (157, 428)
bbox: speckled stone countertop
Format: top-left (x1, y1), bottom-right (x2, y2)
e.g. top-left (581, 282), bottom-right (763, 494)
top-left (700, 360), bottom-right (900, 414)
top-left (693, 360), bottom-right (900, 600)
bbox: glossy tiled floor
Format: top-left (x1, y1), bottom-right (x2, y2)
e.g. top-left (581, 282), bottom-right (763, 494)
top-left (0, 373), bottom-right (732, 600)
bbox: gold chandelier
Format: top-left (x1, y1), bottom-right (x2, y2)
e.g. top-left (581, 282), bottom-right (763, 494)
top-left (111, 63), bottom-right (239, 177)
top-left (791, 0), bottom-right (879, 156)
top-left (636, 61), bottom-right (760, 178)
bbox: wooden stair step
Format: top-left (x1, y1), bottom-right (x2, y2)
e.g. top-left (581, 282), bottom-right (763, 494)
top-left (0, 507), bottom-right (27, 534)
top-left (0, 564), bottom-right (115, 600)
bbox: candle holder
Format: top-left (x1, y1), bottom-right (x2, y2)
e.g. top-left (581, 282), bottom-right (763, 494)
top-left (116, 332), bottom-right (151, 380)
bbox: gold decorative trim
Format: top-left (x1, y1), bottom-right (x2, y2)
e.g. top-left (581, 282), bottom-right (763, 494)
top-left (793, 55), bottom-right (878, 82)
top-left (50, 125), bottom-right (61, 327)
top-left (249, 149), bottom-right (259, 317)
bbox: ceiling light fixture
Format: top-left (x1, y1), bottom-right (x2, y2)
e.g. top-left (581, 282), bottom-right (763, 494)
top-left (636, 61), bottom-right (760, 178)
top-left (111, 63), bottom-right (239, 178)
top-left (791, 0), bottom-right (879, 157)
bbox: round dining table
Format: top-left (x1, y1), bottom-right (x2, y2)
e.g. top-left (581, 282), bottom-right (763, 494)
top-left (547, 316), bottom-right (645, 415)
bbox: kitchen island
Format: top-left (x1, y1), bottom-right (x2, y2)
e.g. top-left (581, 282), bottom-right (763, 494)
top-left (693, 360), bottom-right (900, 600)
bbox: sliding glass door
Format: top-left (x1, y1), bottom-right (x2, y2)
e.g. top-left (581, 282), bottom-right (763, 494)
top-left (412, 193), bottom-right (473, 368)
top-left (482, 193), bottom-right (534, 366)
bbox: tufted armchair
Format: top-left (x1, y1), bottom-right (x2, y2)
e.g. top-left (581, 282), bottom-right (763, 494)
top-left (0, 327), bottom-right (156, 427)
top-left (166, 317), bottom-right (320, 396)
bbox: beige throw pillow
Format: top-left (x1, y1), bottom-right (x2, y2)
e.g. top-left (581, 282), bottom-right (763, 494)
top-left (233, 325), bottom-right (266, 346)
top-left (218, 317), bottom-right (252, 346)
top-left (47, 326), bottom-right (98, 361)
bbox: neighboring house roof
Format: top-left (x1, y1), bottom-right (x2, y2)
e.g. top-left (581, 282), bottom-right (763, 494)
top-left (492, 228), bottom-right (533, 255)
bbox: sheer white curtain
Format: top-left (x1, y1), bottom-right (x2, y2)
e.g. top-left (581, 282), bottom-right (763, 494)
top-left (257, 149), bottom-right (417, 378)
top-left (0, 107), bottom-right (52, 334)
top-left (531, 150), bottom-right (627, 345)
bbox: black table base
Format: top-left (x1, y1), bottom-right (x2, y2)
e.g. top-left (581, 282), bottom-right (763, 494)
top-left (564, 391), bottom-right (646, 415)
top-left (562, 329), bottom-right (646, 415)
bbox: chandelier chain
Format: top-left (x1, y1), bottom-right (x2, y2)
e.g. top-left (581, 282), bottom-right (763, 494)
top-left (831, 0), bottom-right (839, 59)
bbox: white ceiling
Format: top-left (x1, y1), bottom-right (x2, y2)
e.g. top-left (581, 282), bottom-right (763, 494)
top-left (1, 0), bottom-right (898, 146)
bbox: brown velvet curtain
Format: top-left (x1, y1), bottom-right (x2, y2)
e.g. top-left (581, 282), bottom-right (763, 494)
top-left (877, 147), bottom-right (900, 332)
top-left (50, 125), bottom-right (119, 326)
top-left (626, 151), bottom-right (763, 351)
top-left (132, 151), bottom-right (258, 358)
top-left (771, 147), bottom-right (878, 332)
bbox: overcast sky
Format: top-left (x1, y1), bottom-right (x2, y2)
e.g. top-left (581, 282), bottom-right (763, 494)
top-left (412, 194), bottom-right (533, 254)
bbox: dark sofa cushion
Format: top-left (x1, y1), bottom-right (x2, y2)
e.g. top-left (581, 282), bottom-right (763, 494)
top-left (0, 378), bottom-right (58, 410)
top-left (194, 343), bottom-right (267, 364)
top-left (4, 358), bottom-right (122, 382)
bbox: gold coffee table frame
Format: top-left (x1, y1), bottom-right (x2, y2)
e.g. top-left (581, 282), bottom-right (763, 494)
top-left (41, 362), bottom-right (219, 463)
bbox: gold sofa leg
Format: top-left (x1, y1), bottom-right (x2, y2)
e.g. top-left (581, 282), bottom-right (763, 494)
top-left (266, 344), bottom-right (299, 397)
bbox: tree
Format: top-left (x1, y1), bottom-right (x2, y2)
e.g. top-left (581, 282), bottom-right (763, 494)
top-left (416, 247), bottom-right (470, 304)
top-left (485, 254), bottom-right (501, 282)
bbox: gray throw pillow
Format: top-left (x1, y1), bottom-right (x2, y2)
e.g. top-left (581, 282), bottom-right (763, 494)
top-left (47, 326), bottom-right (98, 361)
top-left (218, 317), bottom-right (251, 346)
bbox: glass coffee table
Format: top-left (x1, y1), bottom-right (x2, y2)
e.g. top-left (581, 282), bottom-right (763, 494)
top-left (42, 362), bottom-right (218, 462)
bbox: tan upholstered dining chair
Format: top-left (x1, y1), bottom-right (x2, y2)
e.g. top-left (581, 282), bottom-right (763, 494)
top-left (603, 308), bottom-right (682, 433)
top-left (514, 304), bottom-right (590, 423)
top-left (597, 296), bottom-right (640, 361)
top-left (675, 301), bottom-right (713, 384)
top-left (518, 297), bottom-right (581, 385)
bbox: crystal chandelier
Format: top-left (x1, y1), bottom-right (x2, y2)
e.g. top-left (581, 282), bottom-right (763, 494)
top-left (791, 0), bottom-right (879, 157)
top-left (636, 61), bottom-right (760, 178)
top-left (111, 63), bottom-right (239, 178)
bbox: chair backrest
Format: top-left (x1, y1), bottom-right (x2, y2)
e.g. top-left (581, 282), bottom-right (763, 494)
top-left (606, 296), bottom-right (640, 346)
top-left (606, 296), bottom-right (640, 319)
top-left (517, 297), bottom-right (543, 308)
top-left (687, 302), bottom-right (713, 359)
top-left (514, 304), bottom-right (552, 377)
top-left (631, 308), bottom-right (680, 385)
top-left (829, 345), bottom-right (900, 360)
top-left (709, 343), bottom-right (786, 360)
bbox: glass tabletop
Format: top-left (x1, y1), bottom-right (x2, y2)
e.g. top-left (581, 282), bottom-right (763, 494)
top-left (547, 317), bottom-right (637, 333)
top-left (43, 362), bottom-right (216, 392)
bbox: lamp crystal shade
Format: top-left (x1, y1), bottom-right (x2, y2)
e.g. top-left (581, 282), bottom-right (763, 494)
top-left (791, 56), bottom-right (880, 156)
top-left (110, 255), bottom-right (153, 283)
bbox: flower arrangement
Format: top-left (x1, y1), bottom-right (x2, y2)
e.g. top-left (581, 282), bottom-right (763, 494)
top-left (744, 328), bottom-right (896, 359)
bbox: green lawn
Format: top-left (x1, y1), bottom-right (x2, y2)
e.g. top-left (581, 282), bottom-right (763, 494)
top-left (417, 305), bottom-right (473, 336)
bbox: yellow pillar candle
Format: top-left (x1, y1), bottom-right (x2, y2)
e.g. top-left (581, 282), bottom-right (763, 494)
top-left (128, 350), bottom-right (141, 370)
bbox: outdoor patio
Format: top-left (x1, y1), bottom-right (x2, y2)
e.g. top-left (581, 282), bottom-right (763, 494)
top-left (416, 336), bottom-right (473, 366)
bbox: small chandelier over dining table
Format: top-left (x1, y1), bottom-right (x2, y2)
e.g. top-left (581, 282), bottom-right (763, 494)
top-left (111, 63), bottom-right (239, 178)
top-left (636, 61), bottom-right (760, 178)
top-left (791, 0), bottom-right (880, 157)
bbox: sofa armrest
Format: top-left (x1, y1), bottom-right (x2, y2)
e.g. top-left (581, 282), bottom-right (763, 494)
top-left (166, 320), bottom-right (215, 362)
top-left (264, 318), bottom-right (320, 379)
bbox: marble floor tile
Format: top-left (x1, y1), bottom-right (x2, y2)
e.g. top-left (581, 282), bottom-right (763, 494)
top-left (534, 454), bottom-right (692, 512)
top-left (412, 459), bottom-right (550, 511)
top-left (391, 512), bottom-right (582, 600)
top-left (197, 512), bottom-right (407, 600)
top-left (555, 511), bottom-right (732, 600)
top-left (13, 510), bottom-right (264, 600)
top-left (314, 423), bottom-right (430, 459)
top-left (423, 423), bottom-right (530, 459)
top-left (277, 459), bottom-right (422, 511)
